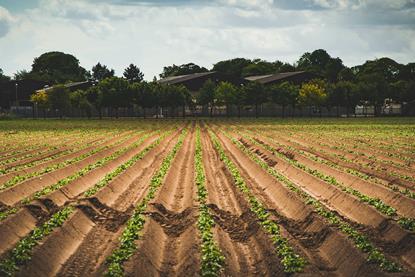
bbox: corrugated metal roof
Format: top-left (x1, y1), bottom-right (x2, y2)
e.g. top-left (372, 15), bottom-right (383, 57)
top-left (245, 71), bottom-right (307, 84)
top-left (158, 71), bottom-right (216, 85)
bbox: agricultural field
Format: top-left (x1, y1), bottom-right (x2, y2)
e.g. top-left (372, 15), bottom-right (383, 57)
top-left (0, 118), bottom-right (414, 276)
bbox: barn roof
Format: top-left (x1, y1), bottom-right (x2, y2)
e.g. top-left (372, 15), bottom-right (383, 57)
top-left (245, 71), bottom-right (312, 84)
top-left (158, 71), bottom-right (216, 85)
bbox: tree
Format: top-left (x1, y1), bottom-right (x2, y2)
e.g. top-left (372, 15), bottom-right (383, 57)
top-left (48, 85), bottom-right (71, 118)
top-left (298, 80), bottom-right (328, 116)
top-left (197, 79), bottom-right (216, 116)
top-left (98, 77), bottom-right (130, 118)
top-left (297, 49), bottom-right (344, 82)
top-left (92, 63), bottom-right (115, 81)
top-left (212, 58), bottom-right (252, 81)
top-left (123, 64), bottom-right (144, 83)
top-left (243, 81), bottom-right (267, 117)
top-left (327, 81), bottom-right (358, 117)
top-left (30, 89), bottom-right (49, 118)
top-left (338, 67), bottom-right (355, 82)
top-left (30, 51), bottom-right (88, 83)
top-left (164, 85), bottom-right (189, 117)
top-left (159, 63), bottom-right (208, 78)
top-left (0, 68), bottom-right (10, 83)
top-left (241, 59), bottom-right (276, 77)
top-left (85, 85), bottom-right (103, 119)
top-left (70, 89), bottom-right (92, 118)
top-left (269, 82), bottom-right (299, 117)
top-left (214, 82), bottom-right (238, 117)
top-left (131, 81), bottom-right (157, 118)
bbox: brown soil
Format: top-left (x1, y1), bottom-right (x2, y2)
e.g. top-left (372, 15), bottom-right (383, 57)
top-left (123, 127), bottom-right (200, 277)
top-left (211, 127), bottom-right (387, 276)
top-left (0, 131), bottom-right (140, 207)
top-left (253, 136), bottom-right (415, 219)
top-left (14, 130), bottom-right (181, 277)
top-left (2, 122), bottom-right (414, 277)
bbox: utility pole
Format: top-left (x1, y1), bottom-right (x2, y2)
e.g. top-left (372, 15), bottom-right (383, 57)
top-left (15, 83), bottom-right (19, 107)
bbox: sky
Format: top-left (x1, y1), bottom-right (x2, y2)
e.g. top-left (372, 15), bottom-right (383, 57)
top-left (0, 0), bottom-right (414, 80)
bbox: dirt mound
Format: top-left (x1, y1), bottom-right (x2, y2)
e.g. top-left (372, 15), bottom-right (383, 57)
top-left (76, 197), bottom-right (132, 232)
top-left (145, 203), bottom-right (197, 237)
top-left (207, 203), bottom-right (259, 243)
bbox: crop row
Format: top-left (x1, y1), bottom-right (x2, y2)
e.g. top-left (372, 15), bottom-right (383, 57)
top-left (195, 126), bottom-right (225, 276)
top-left (241, 133), bottom-right (415, 232)
top-left (0, 129), bottom-right (94, 159)
top-left (253, 127), bottom-right (415, 199)
top-left (0, 131), bottom-right (153, 224)
top-left (0, 132), bottom-right (121, 175)
top-left (0, 131), bottom-right (173, 275)
top-left (221, 129), bottom-right (403, 272)
top-left (208, 129), bottom-right (306, 273)
top-left (0, 130), bottom-right (97, 168)
top-left (0, 133), bottom-right (131, 192)
top-left (0, 206), bottom-right (74, 276)
top-left (105, 128), bottom-right (187, 276)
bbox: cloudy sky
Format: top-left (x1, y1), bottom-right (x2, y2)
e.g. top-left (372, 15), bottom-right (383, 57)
top-left (0, 0), bottom-right (414, 80)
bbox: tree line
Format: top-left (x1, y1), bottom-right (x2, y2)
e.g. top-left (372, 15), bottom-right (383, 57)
top-left (1, 49), bottom-right (414, 117)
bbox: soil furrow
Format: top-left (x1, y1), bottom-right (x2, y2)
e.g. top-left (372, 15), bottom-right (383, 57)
top-left (201, 127), bottom-right (285, 276)
top-left (124, 127), bottom-right (200, 276)
top-left (15, 130), bottom-right (181, 277)
top-left (212, 127), bottom-right (387, 276)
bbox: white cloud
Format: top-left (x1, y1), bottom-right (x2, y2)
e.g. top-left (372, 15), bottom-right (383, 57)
top-left (0, 0), bottom-right (414, 79)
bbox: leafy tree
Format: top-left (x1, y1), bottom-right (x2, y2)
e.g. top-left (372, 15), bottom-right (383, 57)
top-left (0, 68), bottom-right (10, 82)
top-left (197, 79), bottom-right (216, 116)
top-left (70, 89), bottom-right (92, 118)
top-left (131, 81), bottom-right (157, 118)
top-left (214, 81), bottom-right (238, 117)
top-left (123, 64), bottom-right (144, 83)
top-left (85, 85), bottom-right (103, 119)
top-left (92, 63), bottom-right (115, 81)
top-left (243, 81), bottom-right (267, 117)
top-left (399, 63), bottom-right (415, 81)
top-left (98, 77), bottom-right (130, 117)
top-left (30, 89), bottom-right (49, 118)
top-left (356, 57), bottom-right (402, 83)
top-left (159, 63), bottom-right (208, 78)
top-left (48, 85), bottom-right (71, 118)
top-left (241, 59), bottom-right (276, 77)
top-left (338, 67), bottom-right (355, 82)
top-left (298, 80), bottom-right (328, 116)
top-left (269, 81), bottom-right (299, 117)
top-left (212, 58), bottom-right (252, 81)
top-left (297, 49), bottom-right (344, 82)
top-left (389, 80), bottom-right (415, 103)
top-left (356, 72), bottom-right (389, 115)
top-left (327, 81), bottom-right (358, 116)
top-left (165, 85), bottom-right (189, 117)
top-left (30, 51), bottom-right (88, 83)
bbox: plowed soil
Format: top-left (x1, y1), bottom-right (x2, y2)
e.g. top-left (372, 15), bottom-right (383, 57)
top-left (0, 118), bottom-right (414, 277)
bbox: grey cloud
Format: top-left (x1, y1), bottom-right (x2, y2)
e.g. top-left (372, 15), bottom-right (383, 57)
top-left (0, 20), bottom-right (10, 37)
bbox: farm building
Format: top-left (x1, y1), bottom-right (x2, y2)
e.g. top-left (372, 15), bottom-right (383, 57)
top-left (34, 81), bottom-right (94, 94)
top-left (245, 71), bottom-right (317, 85)
top-left (0, 79), bottom-right (50, 109)
top-left (157, 71), bottom-right (238, 92)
